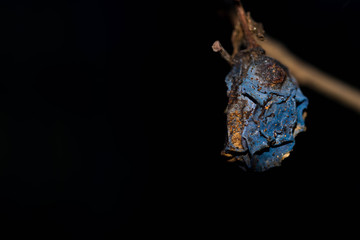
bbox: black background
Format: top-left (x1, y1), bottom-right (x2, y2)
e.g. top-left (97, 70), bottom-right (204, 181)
top-left (0, 0), bottom-right (359, 237)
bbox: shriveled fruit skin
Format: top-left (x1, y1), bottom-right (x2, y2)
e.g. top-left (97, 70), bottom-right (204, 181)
top-left (222, 47), bottom-right (308, 172)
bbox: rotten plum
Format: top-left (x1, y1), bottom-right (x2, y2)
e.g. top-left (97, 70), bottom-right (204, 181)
top-left (214, 1), bottom-right (308, 171)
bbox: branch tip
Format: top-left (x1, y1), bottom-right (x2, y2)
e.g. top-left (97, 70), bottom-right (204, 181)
top-left (212, 40), bottom-right (222, 52)
top-left (212, 41), bottom-right (234, 65)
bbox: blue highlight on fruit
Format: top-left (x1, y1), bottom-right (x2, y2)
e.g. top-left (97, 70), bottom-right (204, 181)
top-left (222, 50), bottom-right (308, 171)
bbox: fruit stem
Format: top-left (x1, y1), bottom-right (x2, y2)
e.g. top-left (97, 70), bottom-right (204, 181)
top-left (212, 40), bottom-right (234, 65)
top-left (234, 0), bottom-right (258, 49)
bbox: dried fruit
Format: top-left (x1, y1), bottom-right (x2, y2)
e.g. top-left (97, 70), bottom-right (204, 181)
top-left (214, 1), bottom-right (308, 171)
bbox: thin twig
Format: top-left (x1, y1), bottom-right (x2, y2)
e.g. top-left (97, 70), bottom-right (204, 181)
top-left (231, 18), bottom-right (243, 57)
top-left (234, 0), bottom-right (258, 49)
top-left (212, 40), bottom-right (234, 65)
top-left (257, 37), bottom-right (360, 113)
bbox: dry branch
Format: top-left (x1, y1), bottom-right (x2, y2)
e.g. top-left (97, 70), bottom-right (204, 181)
top-left (257, 37), bottom-right (360, 113)
top-left (212, 40), bottom-right (234, 65)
